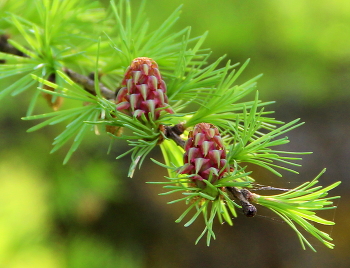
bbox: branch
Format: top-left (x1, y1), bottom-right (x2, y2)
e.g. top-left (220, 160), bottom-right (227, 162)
top-left (0, 34), bottom-right (28, 59)
top-left (226, 187), bottom-right (257, 217)
top-left (63, 68), bottom-right (116, 100)
top-left (164, 123), bottom-right (186, 148)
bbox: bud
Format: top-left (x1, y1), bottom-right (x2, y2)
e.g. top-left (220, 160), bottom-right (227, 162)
top-left (42, 73), bottom-right (63, 111)
top-left (116, 57), bottom-right (173, 120)
top-left (179, 123), bottom-right (229, 188)
top-left (105, 125), bottom-right (123, 137)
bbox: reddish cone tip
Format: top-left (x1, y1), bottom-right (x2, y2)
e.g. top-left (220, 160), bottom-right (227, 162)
top-left (116, 57), bottom-right (174, 120)
top-left (180, 123), bottom-right (229, 187)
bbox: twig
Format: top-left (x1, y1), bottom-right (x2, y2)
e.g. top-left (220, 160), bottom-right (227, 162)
top-left (0, 34), bottom-right (28, 59)
top-left (251, 183), bottom-right (290, 192)
top-left (164, 123), bottom-right (186, 148)
top-left (63, 68), bottom-right (115, 100)
top-left (226, 187), bottom-right (257, 217)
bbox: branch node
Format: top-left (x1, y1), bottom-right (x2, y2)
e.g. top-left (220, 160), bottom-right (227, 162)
top-left (226, 187), bottom-right (257, 217)
top-left (164, 123), bottom-right (186, 148)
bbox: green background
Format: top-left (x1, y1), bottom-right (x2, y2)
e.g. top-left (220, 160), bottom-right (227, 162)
top-left (0, 0), bottom-right (349, 267)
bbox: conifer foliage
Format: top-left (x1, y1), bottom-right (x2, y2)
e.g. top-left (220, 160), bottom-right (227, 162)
top-left (0, 0), bottom-right (340, 251)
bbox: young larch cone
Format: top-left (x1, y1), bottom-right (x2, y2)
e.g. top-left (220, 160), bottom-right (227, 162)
top-left (116, 57), bottom-right (174, 120)
top-left (179, 123), bottom-right (230, 188)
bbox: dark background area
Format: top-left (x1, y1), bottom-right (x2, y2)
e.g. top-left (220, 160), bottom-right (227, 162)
top-left (0, 0), bottom-right (349, 267)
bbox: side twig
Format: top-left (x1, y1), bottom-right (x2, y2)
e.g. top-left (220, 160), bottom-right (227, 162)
top-left (0, 34), bottom-right (28, 59)
top-left (226, 187), bottom-right (257, 217)
top-left (164, 123), bottom-right (186, 148)
top-left (63, 68), bottom-right (116, 100)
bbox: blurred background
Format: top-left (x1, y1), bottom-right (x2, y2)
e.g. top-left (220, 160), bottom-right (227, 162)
top-left (0, 0), bottom-right (349, 267)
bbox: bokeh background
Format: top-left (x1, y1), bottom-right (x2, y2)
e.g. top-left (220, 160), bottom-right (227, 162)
top-left (1, 0), bottom-right (349, 267)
